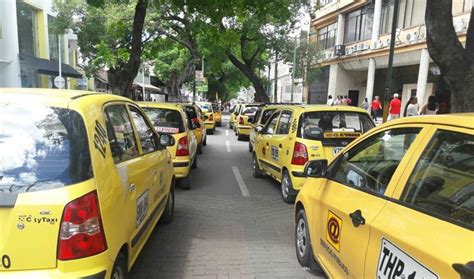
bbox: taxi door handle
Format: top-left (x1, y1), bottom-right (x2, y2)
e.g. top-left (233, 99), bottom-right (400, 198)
top-left (129, 183), bottom-right (136, 193)
top-left (453, 262), bottom-right (474, 278)
top-left (349, 209), bottom-right (365, 227)
top-left (266, 142), bottom-right (269, 146)
top-left (278, 144), bottom-right (282, 148)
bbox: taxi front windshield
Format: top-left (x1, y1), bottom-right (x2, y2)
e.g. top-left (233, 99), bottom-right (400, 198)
top-left (143, 107), bottom-right (185, 134)
top-left (0, 104), bottom-right (92, 194)
top-left (301, 111), bottom-right (374, 136)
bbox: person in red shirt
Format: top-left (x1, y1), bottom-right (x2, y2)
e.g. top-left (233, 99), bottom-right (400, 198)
top-left (371, 96), bottom-right (382, 121)
top-left (388, 93), bottom-right (401, 120)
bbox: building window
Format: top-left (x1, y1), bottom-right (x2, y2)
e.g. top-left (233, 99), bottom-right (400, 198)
top-left (17, 2), bottom-right (38, 57)
top-left (318, 0), bottom-right (334, 7)
top-left (317, 22), bottom-right (337, 49)
top-left (344, 7), bottom-right (373, 44)
top-left (453, 0), bottom-right (472, 14)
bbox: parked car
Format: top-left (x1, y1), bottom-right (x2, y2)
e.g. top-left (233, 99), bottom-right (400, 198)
top-left (196, 102), bottom-right (216, 135)
top-left (235, 103), bottom-right (263, 141)
top-left (253, 105), bottom-right (375, 203)
top-left (139, 102), bottom-right (198, 189)
top-left (211, 103), bottom-right (222, 127)
top-left (181, 103), bottom-right (207, 154)
top-left (295, 114), bottom-right (474, 278)
top-left (249, 104), bottom-right (284, 153)
top-left (0, 88), bottom-right (175, 278)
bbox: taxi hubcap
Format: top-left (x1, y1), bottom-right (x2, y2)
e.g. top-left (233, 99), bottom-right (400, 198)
top-left (282, 175), bottom-right (290, 198)
top-left (253, 156), bottom-right (257, 172)
top-left (296, 218), bottom-right (307, 258)
top-left (112, 266), bottom-right (124, 279)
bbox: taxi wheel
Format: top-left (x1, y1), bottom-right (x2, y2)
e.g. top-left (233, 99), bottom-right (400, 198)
top-left (111, 253), bottom-right (128, 279)
top-left (237, 134), bottom-right (244, 141)
top-left (208, 129), bottom-right (214, 135)
top-left (197, 143), bottom-right (203, 154)
top-left (248, 142), bottom-right (253, 153)
top-left (253, 153), bottom-right (264, 178)
top-left (203, 136), bottom-right (207, 146)
top-left (179, 175), bottom-right (191, 190)
top-left (295, 210), bottom-right (313, 268)
top-left (281, 171), bottom-right (296, 203)
top-left (191, 154), bottom-right (198, 169)
top-left (159, 188), bottom-right (174, 224)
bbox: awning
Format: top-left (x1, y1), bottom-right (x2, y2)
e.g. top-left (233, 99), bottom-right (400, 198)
top-left (134, 82), bottom-right (166, 94)
top-left (19, 54), bottom-right (82, 78)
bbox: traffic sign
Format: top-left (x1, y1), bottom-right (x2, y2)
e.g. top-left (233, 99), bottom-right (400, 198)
top-left (54, 76), bottom-right (65, 89)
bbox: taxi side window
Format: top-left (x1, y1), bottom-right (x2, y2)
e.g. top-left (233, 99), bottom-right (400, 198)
top-left (401, 130), bottom-right (474, 229)
top-left (330, 128), bottom-right (421, 195)
top-left (261, 109), bottom-right (276, 125)
top-left (276, 111), bottom-right (292, 135)
top-left (104, 105), bottom-right (139, 163)
top-left (265, 112), bottom-right (281, 135)
top-left (129, 106), bottom-right (159, 154)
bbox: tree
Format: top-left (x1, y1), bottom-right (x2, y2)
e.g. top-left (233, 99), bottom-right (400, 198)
top-left (425, 0), bottom-right (474, 112)
top-left (190, 0), bottom-right (310, 103)
top-left (53, 0), bottom-right (150, 99)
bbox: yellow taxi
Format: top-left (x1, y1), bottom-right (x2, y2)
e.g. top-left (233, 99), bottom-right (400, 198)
top-left (138, 102), bottom-right (198, 189)
top-left (181, 103), bottom-right (207, 154)
top-left (212, 103), bottom-right (222, 127)
top-left (294, 114), bottom-right (474, 279)
top-left (249, 104), bottom-right (285, 153)
top-left (229, 104), bottom-right (241, 129)
top-left (253, 105), bottom-right (374, 203)
top-left (196, 102), bottom-right (216, 135)
top-left (235, 103), bottom-right (262, 141)
top-left (0, 88), bottom-right (176, 278)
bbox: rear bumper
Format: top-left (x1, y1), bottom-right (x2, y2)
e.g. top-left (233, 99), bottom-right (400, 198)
top-left (237, 126), bottom-right (251, 135)
top-left (173, 159), bottom-right (191, 178)
top-left (0, 252), bottom-right (111, 279)
top-left (204, 122), bottom-right (215, 130)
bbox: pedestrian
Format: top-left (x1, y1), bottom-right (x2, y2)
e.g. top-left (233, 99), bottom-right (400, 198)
top-left (388, 93), bottom-right (401, 120)
top-left (371, 96), bottom-right (382, 122)
top-left (341, 95), bottom-right (347, 105)
top-left (419, 95), bottom-right (439, 115)
top-left (327, 95), bottom-right (334, 105)
top-left (360, 98), bottom-right (369, 111)
top-left (345, 95), bottom-right (352, 106)
top-left (403, 96), bottom-right (419, 117)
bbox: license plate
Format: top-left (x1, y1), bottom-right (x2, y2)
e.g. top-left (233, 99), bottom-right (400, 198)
top-left (333, 147), bottom-right (344, 156)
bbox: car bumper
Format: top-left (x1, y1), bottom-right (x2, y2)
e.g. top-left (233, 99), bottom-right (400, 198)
top-left (173, 159), bottom-right (190, 178)
top-left (237, 126), bottom-right (251, 135)
top-left (204, 122), bottom-right (215, 130)
top-left (0, 252), bottom-right (111, 279)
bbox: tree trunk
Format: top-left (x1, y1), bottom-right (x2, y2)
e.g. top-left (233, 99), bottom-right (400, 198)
top-left (228, 53), bottom-right (270, 103)
top-left (106, 0), bottom-right (148, 100)
top-left (425, 0), bottom-right (474, 112)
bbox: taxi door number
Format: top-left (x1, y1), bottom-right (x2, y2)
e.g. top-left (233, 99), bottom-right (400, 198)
top-left (136, 190), bottom-right (149, 228)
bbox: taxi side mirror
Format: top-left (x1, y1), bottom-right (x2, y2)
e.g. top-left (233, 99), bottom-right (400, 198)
top-left (159, 134), bottom-right (175, 147)
top-left (256, 125), bottom-right (264, 134)
top-left (304, 160), bottom-right (328, 178)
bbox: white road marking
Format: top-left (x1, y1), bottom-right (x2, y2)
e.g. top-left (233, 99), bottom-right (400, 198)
top-left (226, 130), bottom-right (229, 136)
top-left (226, 141), bottom-right (231, 152)
top-left (232, 166), bottom-right (249, 197)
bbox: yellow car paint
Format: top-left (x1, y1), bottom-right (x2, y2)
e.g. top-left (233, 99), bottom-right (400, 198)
top-left (0, 89), bottom-right (175, 278)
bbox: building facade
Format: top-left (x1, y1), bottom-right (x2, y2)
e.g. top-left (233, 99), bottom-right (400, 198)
top-left (268, 61), bottom-right (304, 103)
top-left (0, 0), bottom-right (86, 89)
top-left (309, 0), bottom-right (471, 112)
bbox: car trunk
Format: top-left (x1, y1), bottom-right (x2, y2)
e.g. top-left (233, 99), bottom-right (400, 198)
top-left (0, 182), bottom-right (95, 271)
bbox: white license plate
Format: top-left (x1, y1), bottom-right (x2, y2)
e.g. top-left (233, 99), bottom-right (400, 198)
top-left (333, 147), bottom-right (344, 156)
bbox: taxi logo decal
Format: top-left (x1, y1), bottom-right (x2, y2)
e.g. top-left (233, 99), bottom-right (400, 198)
top-left (326, 211), bottom-right (342, 251)
top-left (377, 238), bottom-right (438, 279)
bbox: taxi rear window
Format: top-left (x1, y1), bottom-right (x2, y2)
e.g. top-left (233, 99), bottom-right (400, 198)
top-left (242, 106), bottom-right (258, 116)
top-left (143, 107), bottom-right (185, 134)
top-left (198, 104), bottom-right (212, 112)
top-left (0, 104), bottom-right (92, 193)
top-left (299, 111), bottom-right (374, 139)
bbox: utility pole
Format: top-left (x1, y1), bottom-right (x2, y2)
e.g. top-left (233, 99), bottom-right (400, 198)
top-left (384, 0), bottom-right (400, 122)
top-left (290, 36), bottom-right (298, 103)
top-left (273, 51), bottom-right (279, 103)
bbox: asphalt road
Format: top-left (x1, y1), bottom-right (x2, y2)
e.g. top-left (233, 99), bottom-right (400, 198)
top-left (130, 113), bottom-right (324, 279)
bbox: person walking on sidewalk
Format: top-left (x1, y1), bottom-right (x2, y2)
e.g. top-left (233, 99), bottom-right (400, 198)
top-left (361, 98), bottom-right (370, 111)
top-left (404, 96), bottom-right (419, 117)
top-left (327, 95), bottom-right (334, 105)
top-left (371, 96), bottom-right (382, 122)
top-left (388, 93), bottom-right (401, 120)
top-left (419, 95), bottom-right (439, 115)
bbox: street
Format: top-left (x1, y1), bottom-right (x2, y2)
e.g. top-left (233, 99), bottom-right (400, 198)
top-left (130, 113), bottom-right (323, 279)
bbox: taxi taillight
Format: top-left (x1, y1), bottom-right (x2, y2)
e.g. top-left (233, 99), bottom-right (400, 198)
top-left (291, 142), bottom-right (308, 165)
top-left (58, 191), bottom-right (107, 260)
top-left (176, 136), bottom-right (190, 156)
top-left (239, 116), bottom-right (244, 125)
